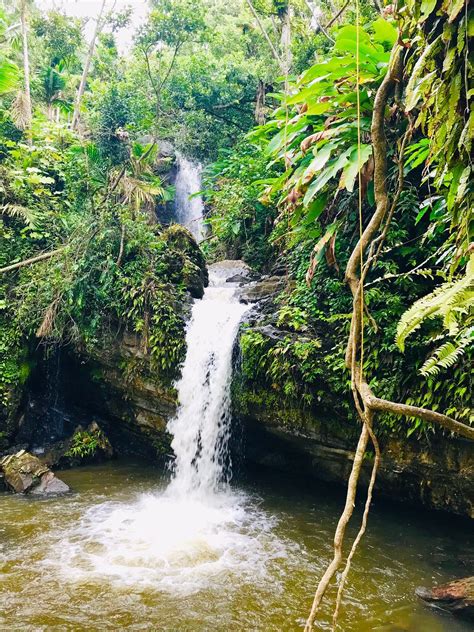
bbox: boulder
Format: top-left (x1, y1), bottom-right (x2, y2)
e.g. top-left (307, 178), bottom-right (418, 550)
top-left (226, 273), bottom-right (254, 284)
top-left (30, 470), bottom-right (69, 495)
top-left (416, 577), bottom-right (474, 619)
top-left (0, 449), bottom-right (69, 495)
top-left (240, 275), bottom-right (288, 304)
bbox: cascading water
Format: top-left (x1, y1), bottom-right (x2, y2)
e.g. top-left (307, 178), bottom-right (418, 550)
top-left (47, 262), bottom-right (287, 595)
top-left (167, 263), bottom-right (250, 496)
top-left (174, 153), bottom-right (205, 242)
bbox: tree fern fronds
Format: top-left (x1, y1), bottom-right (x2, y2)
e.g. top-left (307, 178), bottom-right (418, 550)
top-left (396, 255), bottom-right (474, 351)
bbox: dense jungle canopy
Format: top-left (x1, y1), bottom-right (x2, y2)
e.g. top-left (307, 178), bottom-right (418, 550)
top-left (1, 0), bottom-right (471, 439)
top-left (0, 0), bottom-right (472, 628)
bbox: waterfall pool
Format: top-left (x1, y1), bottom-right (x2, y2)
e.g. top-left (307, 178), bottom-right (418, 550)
top-left (1, 460), bottom-right (472, 631)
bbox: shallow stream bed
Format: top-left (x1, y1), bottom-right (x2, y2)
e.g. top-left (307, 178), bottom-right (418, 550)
top-left (1, 460), bottom-right (472, 631)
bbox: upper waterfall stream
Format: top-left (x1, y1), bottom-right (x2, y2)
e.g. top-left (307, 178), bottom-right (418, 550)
top-left (174, 153), bottom-right (205, 242)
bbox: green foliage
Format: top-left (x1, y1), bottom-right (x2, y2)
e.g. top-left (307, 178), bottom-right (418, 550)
top-left (240, 328), bottom-right (323, 404)
top-left (65, 428), bottom-right (109, 459)
top-left (0, 122), bottom-right (205, 430)
top-left (203, 141), bottom-right (278, 269)
top-left (212, 12), bottom-right (472, 437)
top-left (32, 11), bottom-right (83, 69)
top-left (0, 0), bottom-right (471, 447)
top-left (401, 0), bottom-right (472, 266)
top-left (397, 256), bottom-right (474, 376)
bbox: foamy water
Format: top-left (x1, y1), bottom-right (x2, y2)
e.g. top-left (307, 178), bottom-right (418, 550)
top-left (53, 489), bottom-right (287, 594)
top-left (167, 264), bottom-right (250, 496)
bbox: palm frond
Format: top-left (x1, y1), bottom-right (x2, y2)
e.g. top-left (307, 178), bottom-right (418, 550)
top-left (1, 203), bottom-right (36, 226)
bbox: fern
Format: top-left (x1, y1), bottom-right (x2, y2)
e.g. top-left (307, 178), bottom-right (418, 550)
top-left (420, 328), bottom-right (473, 376)
top-left (397, 256), bottom-right (474, 375)
top-left (397, 256), bottom-right (474, 351)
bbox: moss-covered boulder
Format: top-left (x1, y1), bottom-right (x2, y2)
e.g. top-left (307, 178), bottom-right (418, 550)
top-left (163, 224), bottom-right (208, 297)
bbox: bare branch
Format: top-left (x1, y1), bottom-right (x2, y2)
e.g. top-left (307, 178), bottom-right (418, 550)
top-left (0, 248), bottom-right (63, 275)
top-left (245, 0), bottom-right (284, 71)
top-left (325, 0), bottom-right (351, 29)
top-left (72, 0), bottom-right (107, 130)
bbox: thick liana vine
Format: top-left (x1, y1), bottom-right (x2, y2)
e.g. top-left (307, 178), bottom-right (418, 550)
top-left (305, 30), bottom-right (473, 632)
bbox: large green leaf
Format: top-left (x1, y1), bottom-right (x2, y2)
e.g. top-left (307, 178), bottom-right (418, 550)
top-left (303, 147), bottom-right (352, 206)
top-left (286, 77), bottom-right (330, 105)
top-left (447, 0), bottom-right (466, 22)
top-left (339, 144), bottom-right (372, 192)
top-left (0, 60), bottom-right (19, 93)
top-left (371, 18), bottom-right (397, 46)
top-left (302, 143), bottom-right (335, 182)
top-left (420, 0), bottom-right (437, 22)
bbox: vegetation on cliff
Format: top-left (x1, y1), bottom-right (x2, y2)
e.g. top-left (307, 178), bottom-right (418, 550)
top-left (205, 3), bottom-right (473, 441)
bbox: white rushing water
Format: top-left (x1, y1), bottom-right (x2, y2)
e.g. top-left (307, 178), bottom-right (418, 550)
top-left (49, 262), bottom-right (291, 595)
top-left (167, 263), bottom-right (250, 496)
top-left (174, 153), bottom-right (205, 242)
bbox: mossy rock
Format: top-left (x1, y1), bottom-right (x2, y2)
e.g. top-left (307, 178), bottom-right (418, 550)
top-left (162, 224), bottom-right (208, 287)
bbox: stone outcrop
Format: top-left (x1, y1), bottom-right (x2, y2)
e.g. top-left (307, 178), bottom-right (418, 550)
top-left (238, 399), bottom-right (474, 517)
top-left (164, 224), bottom-right (208, 298)
top-left (0, 450), bottom-right (69, 494)
top-left (416, 576), bottom-right (474, 619)
top-left (58, 335), bottom-right (177, 460)
top-left (240, 275), bottom-right (287, 304)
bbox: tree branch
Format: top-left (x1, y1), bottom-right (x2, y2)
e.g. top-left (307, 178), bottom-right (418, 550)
top-left (0, 248), bottom-right (63, 275)
top-left (325, 0), bottom-right (351, 29)
top-left (245, 0), bottom-right (285, 72)
top-left (366, 394), bottom-right (474, 440)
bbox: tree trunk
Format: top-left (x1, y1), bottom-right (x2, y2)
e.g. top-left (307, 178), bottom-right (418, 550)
top-left (20, 0), bottom-right (32, 143)
top-left (71, 0), bottom-right (107, 131)
top-left (255, 79), bottom-right (266, 125)
top-left (280, 3), bottom-right (292, 76)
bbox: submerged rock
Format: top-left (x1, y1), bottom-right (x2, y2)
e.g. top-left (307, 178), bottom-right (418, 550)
top-left (0, 449), bottom-right (69, 495)
top-left (416, 576), bottom-right (474, 620)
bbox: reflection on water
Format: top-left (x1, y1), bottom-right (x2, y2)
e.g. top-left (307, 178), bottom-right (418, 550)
top-left (0, 461), bottom-right (472, 631)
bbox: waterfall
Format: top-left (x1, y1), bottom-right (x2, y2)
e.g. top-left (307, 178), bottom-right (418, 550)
top-left (174, 153), bottom-right (205, 242)
top-left (50, 263), bottom-right (285, 597)
top-left (167, 263), bottom-right (250, 496)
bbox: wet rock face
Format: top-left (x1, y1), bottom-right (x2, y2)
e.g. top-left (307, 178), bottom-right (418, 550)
top-left (237, 394), bottom-right (474, 517)
top-left (240, 276), bottom-right (287, 304)
top-left (0, 450), bottom-right (69, 495)
top-left (416, 576), bottom-right (474, 620)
